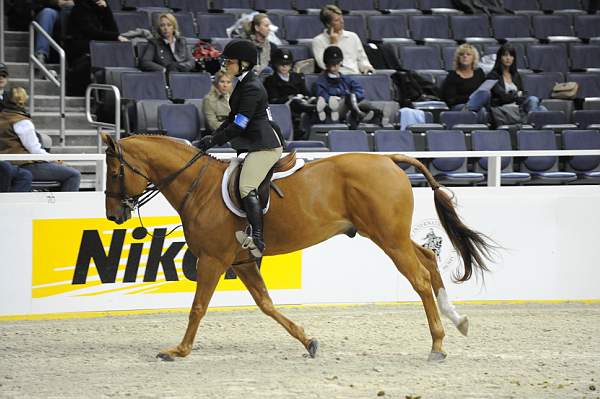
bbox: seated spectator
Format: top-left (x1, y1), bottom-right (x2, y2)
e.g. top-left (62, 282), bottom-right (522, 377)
top-left (202, 71), bottom-right (233, 132)
top-left (441, 44), bottom-right (489, 112)
top-left (0, 63), bottom-right (9, 106)
top-left (487, 44), bottom-right (547, 114)
top-left (312, 5), bottom-right (374, 75)
top-left (0, 160), bottom-right (32, 192)
top-left (140, 13), bottom-right (195, 73)
top-left (66, 0), bottom-right (127, 95)
top-left (242, 13), bottom-right (278, 75)
top-left (0, 88), bottom-right (81, 191)
top-left (315, 46), bottom-right (382, 129)
top-left (264, 48), bottom-right (316, 133)
top-left (34, 0), bottom-right (74, 78)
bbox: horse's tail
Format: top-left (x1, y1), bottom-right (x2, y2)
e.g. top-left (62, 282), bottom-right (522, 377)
top-left (388, 154), bottom-right (495, 282)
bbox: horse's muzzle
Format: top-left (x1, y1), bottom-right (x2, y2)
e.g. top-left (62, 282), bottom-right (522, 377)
top-left (107, 208), bottom-right (131, 224)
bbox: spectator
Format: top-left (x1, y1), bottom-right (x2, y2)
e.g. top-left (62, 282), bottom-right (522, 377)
top-left (312, 5), bottom-right (374, 75)
top-left (0, 63), bottom-right (9, 105)
top-left (202, 71), bottom-right (233, 132)
top-left (264, 48), bottom-right (316, 132)
top-left (243, 13), bottom-right (278, 75)
top-left (0, 160), bottom-right (32, 192)
top-left (0, 87), bottom-right (81, 191)
top-left (487, 44), bottom-right (548, 113)
top-left (66, 0), bottom-right (127, 95)
top-left (441, 44), bottom-right (489, 112)
top-left (140, 13), bottom-right (195, 73)
top-left (33, 0), bottom-right (74, 77)
top-left (315, 46), bottom-right (382, 129)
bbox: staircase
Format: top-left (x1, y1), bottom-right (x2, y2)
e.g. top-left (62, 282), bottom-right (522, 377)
top-left (4, 30), bottom-right (102, 190)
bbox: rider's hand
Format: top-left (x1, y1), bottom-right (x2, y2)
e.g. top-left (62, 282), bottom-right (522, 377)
top-left (196, 135), bottom-right (214, 151)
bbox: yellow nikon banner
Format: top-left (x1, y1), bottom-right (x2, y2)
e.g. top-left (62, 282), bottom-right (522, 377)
top-left (32, 217), bottom-right (301, 300)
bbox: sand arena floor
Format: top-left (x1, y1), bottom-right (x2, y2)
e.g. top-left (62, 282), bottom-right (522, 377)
top-left (1, 302), bottom-right (599, 398)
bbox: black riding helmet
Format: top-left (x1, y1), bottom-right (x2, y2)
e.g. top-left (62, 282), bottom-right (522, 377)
top-left (222, 39), bottom-right (258, 69)
top-left (323, 46), bottom-right (343, 67)
top-left (271, 48), bottom-right (294, 66)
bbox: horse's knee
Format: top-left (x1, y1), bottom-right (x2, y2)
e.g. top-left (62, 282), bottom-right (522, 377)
top-left (411, 271), bottom-right (433, 295)
top-left (189, 305), bottom-right (207, 321)
top-left (257, 299), bottom-right (276, 316)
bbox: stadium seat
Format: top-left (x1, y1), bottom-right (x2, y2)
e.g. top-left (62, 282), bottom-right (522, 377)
top-left (368, 15), bottom-right (410, 41)
top-left (195, 13), bottom-right (236, 39)
top-left (268, 104), bottom-right (294, 141)
top-left (419, 0), bottom-right (462, 14)
top-left (135, 99), bottom-right (172, 132)
top-left (532, 15), bottom-right (579, 42)
top-left (408, 15), bottom-right (452, 42)
top-left (122, 0), bottom-right (165, 8)
top-left (341, 15), bottom-right (368, 43)
top-left (285, 140), bottom-right (329, 152)
top-left (112, 12), bottom-right (151, 33)
top-left (539, 0), bottom-right (586, 14)
top-left (378, 0), bottom-right (419, 11)
top-left (121, 71), bottom-right (168, 100)
top-left (528, 110), bottom-right (577, 131)
top-left (562, 129), bottom-right (600, 182)
top-left (168, 0), bottom-right (208, 12)
top-left (540, 98), bottom-right (575, 122)
top-left (398, 46), bottom-right (443, 71)
top-left (491, 15), bottom-right (537, 44)
top-left (171, 12), bottom-right (196, 38)
top-left (282, 15), bottom-right (322, 41)
top-left (169, 72), bottom-right (212, 100)
top-left (566, 72), bottom-right (600, 99)
top-left (527, 44), bottom-right (569, 73)
top-left (90, 41), bottom-right (137, 70)
top-left (293, 0), bottom-right (322, 10)
top-left (440, 111), bottom-right (487, 132)
top-left (471, 130), bottom-right (531, 184)
top-left (406, 111), bottom-right (444, 133)
top-left (328, 130), bottom-right (370, 152)
top-left (450, 15), bottom-right (497, 45)
top-left (569, 45), bottom-right (600, 71)
top-left (277, 45), bottom-right (312, 62)
top-left (337, 0), bottom-right (377, 11)
top-left (425, 130), bottom-right (485, 185)
top-left (158, 103), bottom-right (200, 142)
top-left (573, 110), bottom-right (600, 128)
top-left (522, 72), bottom-right (565, 99)
top-left (516, 129), bottom-right (577, 183)
top-left (441, 46), bottom-right (458, 71)
top-left (347, 74), bottom-right (394, 101)
top-left (373, 130), bottom-right (427, 184)
top-left (254, 0), bottom-right (294, 11)
top-left (573, 15), bottom-right (600, 41)
top-left (503, 0), bottom-right (543, 15)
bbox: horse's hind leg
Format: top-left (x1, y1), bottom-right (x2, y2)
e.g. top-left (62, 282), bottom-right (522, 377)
top-left (413, 242), bottom-right (469, 336)
top-left (157, 254), bottom-right (225, 361)
top-left (233, 262), bottom-right (318, 358)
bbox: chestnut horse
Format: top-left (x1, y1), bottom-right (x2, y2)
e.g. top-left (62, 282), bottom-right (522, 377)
top-left (102, 133), bottom-right (493, 361)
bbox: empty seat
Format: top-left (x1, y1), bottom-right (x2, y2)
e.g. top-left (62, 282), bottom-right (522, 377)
top-left (283, 15), bottom-right (322, 41)
top-left (285, 140), bottom-right (329, 152)
top-left (293, 0), bottom-right (323, 10)
top-left (268, 103), bottom-right (294, 141)
top-left (539, 0), bottom-right (586, 13)
top-left (440, 110), bottom-right (487, 131)
top-left (372, 130), bottom-right (427, 183)
top-left (342, 15), bottom-right (368, 43)
top-left (562, 129), bottom-right (600, 182)
top-left (158, 103), bottom-right (200, 141)
top-left (121, 71), bottom-right (168, 100)
top-left (368, 15), bottom-right (410, 41)
top-left (570, 45), bottom-right (600, 71)
top-left (522, 72), bottom-right (565, 99)
top-left (136, 99), bottom-right (172, 132)
top-left (573, 110), bottom-right (600, 128)
top-left (450, 15), bottom-right (496, 44)
top-left (540, 98), bottom-right (575, 121)
top-left (337, 0), bottom-right (377, 11)
top-left (425, 130), bottom-right (485, 184)
top-left (169, 72), bottom-right (212, 100)
top-left (471, 130), bottom-right (531, 184)
top-left (573, 15), bottom-right (600, 40)
top-left (211, 0), bottom-right (248, 9)
top-left (419, 0), bottom-right (461, 13)
top-left (527, 44), bottom-right (569, 73)
top-left (503, 0), bottom-right (543, 15)
top-left (399, 46), bottom-right (443, 71)
top-left (378, 0), bottom-right (419, 10)
top-left (168, 0), bottom-right (208, 12)
top-left (328, 130), bottom-right (370, 152)
top-left (255, 0), bottom-right (294, 11)
top-left (528, 110), bottom-right (574, 129)
top-left (566, 72), bottom-right (600, 98)
top-left (112, 12), bottom-right (151, 33)
top-left (532, 15), bottom-right (575, 39)
top-left (491, 15), bottom-right (536, 42)
top-left (172, 12), bottom-right (196, 38)
top-left (516, 129), bottom-right (577, 183)
top-left (90, 41), bottom-right (137, 69)
top-left (195, 13), bottom-right (236, 39)
top-left (123, 0), bottom-right (166, 8)
top-left (409, 15), bottom-right (451, 41)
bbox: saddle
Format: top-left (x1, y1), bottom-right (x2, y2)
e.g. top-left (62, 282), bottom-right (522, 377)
top-left (226, 150), bottom-right (298, 212)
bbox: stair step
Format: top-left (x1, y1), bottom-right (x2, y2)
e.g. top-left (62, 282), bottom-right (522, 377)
top-left (31, 111), bottom-right (93, 130)
top-left (4, 61), bottom-right (60, 79)
top-left (11, 78), bottom-right (61, 95)
top-left (33, 95), bottom-right (86, 112)
top-left (50, 145), bottom-right (102, 154)
top-left (4, 46), bottom-right (30, 63)
top-left (38, 129), bottom-right (104, 147)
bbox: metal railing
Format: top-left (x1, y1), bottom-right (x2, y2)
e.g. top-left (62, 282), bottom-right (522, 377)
top-left (29, 21), bottom-right (66, 145)
top-left (85, 84), bottom-right (122, 153)
top-left (0, 0), bottom-right (5, 63)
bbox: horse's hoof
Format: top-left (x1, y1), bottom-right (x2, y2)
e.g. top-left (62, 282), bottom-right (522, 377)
top-left (427, 351), bottom-right (447, 362)
top-left (156, 352), bottom-right (175, 362)
top-left (307, 339), bottom-right (319, 358)
top-left (457, 315), bottom-right (469, 336)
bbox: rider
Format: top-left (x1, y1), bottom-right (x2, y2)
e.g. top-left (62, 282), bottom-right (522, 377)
top-left (196, 39), bottom-right (285, 259)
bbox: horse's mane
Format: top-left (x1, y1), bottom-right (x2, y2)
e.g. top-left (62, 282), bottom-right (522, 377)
top-left (121, 134), bottom-right (228, 165)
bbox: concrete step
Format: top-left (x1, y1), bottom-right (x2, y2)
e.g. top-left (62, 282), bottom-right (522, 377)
top-left (4, 46), bottom-right (30, 63)
top-left (5, 62), bottom-right (60, 79)
top-left (50, 145), bottom-right (101, 154)
top-left (5, 31), bottom-right (28, 46)
top-left (38, 129), bottom-right (102, 147)
top-left (11, 78), bottom-right (61, 96)
top-left (31, 111), bottom-right (93, 130)
top-left (33, 95), bottom-right (86, 112)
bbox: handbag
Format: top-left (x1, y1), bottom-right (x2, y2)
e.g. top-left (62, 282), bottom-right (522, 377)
top-left (551, 82), bottom-right (579, 100)
top-left (489, 103), bottom-right (524, 128)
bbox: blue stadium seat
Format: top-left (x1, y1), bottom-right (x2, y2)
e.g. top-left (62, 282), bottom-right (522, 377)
top-left (112, 12), bottom-right (151, 33)
top-left (450, 15), bottom-right (496, 45)
top-left (255, 0), bottom-right (294, 11)
top-left (503, 0), bottom-right (543, 15)
top-left (562, 129), bottom-right (600, 182)
top-left (338, 0), bottom-right (377, 11)
top-left (123, 0), bottom-right (166, 9)
top-left (282, 15), bottom-right (322, 41)
top-left (171, 12), bottom-right (196, 38)
top-left (566, 72), bottom-right (600, 99)
top-left (285, 140), bottom-right (329, 152)
top-left (268, 103), bottom-right (294, 141)
top-left (373, 130), bottom-right (427, 184)
top-left (528, 110), bottom-right (575, 130)
top-left (168, 0), bottom-right (208, 12)
top-left (348, 74), bottom-right (394, 101)
top-left (378, 0), bottom-right (419, 10)
top-left (569, 45), bottom-right (600, 71)
top-left (573, 15), bottom-right (600, 40)
top-left (471, 130), bottom-right (531, 184)
top-left (527, 44), bottom-right (569, 73)
top-left (539, 0), bottom-right (586, 14)
top-left (90, 41), bottom-right (137, 69)
top-left (328, 130), bottom-right (370, 152)
top-left (342, 15), bottom-right (368, 43)
top-left (419, 0), bottom-right (461, 14)
top-left (491, 15), bottom-right (536, 43)
top-left (121, 71), bottom-right (168, 100)
top-left (516, 129), bottom-right (577, 183)
top-left (293, 0), bottom-right (323, 10)
top-left (441, 46), bottom-right (457, 71)
top-left (158, 103), bottom-right (200, 141)
top-left (136, 99), bottom-right (173, 132)
top-left (522, 72), bottom-right (565, 99)
top-left (409, 15), bottom-right (451, 41)
top-left (425, 130), bottom-right (485, 185)
top-left (169, 72), bottom-right (212, 100)
top-left (573, 110), bottom-right (600, 128)
top-left (195, 13), bottom-right (236, 39)
top-left (440, 111), bottom-right (487, 131)
top-left (399, 46), bottom-right (443, 71)
top-left (368, 15), bottom-right (410, 41)
top-left (532, 15), bottom-right (576, 39)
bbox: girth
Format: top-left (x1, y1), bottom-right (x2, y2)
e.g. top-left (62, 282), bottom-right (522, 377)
top-left (227, 150), bottom-right (297, 211)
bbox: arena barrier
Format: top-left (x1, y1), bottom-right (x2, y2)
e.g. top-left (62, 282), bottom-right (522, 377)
top-left (1, 184), bottom-right (599, 317)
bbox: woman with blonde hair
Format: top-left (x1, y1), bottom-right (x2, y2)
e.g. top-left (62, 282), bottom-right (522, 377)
top-left (441, 43), bottom-right (490, 112)
top-left (202, 71), bottom-right (233, 132)
top-left (140, 13), bottom-right (195, 73)
top-left (0, 87), bottom-right (80, 191)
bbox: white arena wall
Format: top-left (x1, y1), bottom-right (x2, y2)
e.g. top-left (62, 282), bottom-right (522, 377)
top-left (0, 185), bottom-right (599, 317)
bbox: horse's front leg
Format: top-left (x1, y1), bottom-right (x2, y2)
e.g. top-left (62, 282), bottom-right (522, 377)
top-left (157, 254), bottom-right (225, 361)
top-left (233, 262), bottom-right (319, 358)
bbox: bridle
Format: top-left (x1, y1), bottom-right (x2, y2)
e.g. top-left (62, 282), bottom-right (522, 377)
top-left (104, 142), bottom-right (209, 224)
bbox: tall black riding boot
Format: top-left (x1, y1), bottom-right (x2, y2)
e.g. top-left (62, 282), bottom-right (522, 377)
top-left (347, 93), bottom-right (367, 119)
top-left (238, 190), bottom-right (265, 258)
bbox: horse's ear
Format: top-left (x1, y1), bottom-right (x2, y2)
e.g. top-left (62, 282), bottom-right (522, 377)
top-left (101, 132), bottom-right (117, 153)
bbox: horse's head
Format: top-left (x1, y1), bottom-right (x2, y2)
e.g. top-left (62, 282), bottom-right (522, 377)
top-left (102, 133), bottom-right (150, 224)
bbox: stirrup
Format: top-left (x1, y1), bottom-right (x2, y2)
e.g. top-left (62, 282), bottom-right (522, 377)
top-left (235, 226), bottom-right (263, 257)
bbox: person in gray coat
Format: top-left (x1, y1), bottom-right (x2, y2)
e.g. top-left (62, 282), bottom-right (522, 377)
top-left (140, 13), bottom-right (195, 73)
